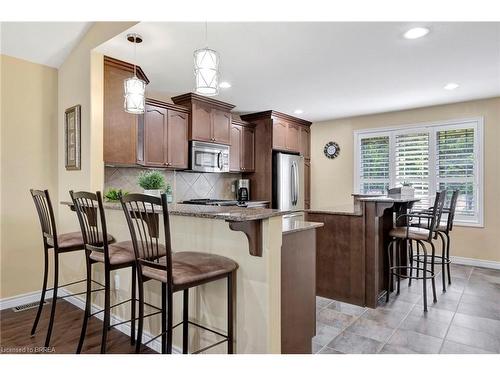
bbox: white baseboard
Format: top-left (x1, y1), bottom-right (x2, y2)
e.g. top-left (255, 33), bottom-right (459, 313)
top-left (451, 256), bottom-right (500, 270)
top-left (0, 289), bottom-right (54, 311)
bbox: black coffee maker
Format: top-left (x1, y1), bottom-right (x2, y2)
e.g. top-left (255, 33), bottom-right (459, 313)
top-left (236, 179), bottom-right (250, 202)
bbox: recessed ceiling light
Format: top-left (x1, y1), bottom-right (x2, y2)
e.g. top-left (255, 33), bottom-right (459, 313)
top-left (444, 82), bottom-right (459, 90)
top-left (294, 109), bottom-right (304, 115)
top-left (403, 27), bottom-right (430, 40)
top-left (219, 81), bottom-right (231, 89)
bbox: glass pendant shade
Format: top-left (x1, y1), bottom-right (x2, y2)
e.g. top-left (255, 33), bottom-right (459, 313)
top-left (123, 75), bottom-right (146, 114)
top-left (194, 48), bottom-right (220, 96)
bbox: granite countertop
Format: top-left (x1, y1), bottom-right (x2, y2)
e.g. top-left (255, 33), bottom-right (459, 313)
top-left (306, 204), bottom-right (363, 216)
top-left (282, 217), bottom-right (324, 234)
top-left (61, 201), bottom-right (288, 222)
top-left (358, 194), bottom-right (420, 203)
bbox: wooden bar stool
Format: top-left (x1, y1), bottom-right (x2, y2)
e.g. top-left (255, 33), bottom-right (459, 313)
top-left (411, 190), bottom-right (459, 291)
top-left (386, 190), bottom-right (446, 311)
top-left (70, 191), bottom-right (159, 353)
top-left (120, 193), bottom-right (238, 354)
top-left (30, 189), bottom-right (111, 348)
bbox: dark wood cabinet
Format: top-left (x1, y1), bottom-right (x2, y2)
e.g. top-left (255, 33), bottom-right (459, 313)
top-left (138, 99), bottom-right (189, 169)
top-left (304, 159), bottom-right (311, 209)
top-left (299, 126), bottom-right (310, 159)
top-left (229, 124), bottom-right (242, 172)
top-left (272, 120), bottom-right (288, 150)
top-left (191, 101), bottom-right (213, 142)
top-left (241, 111), bottom-right (312, 205)
top-left (286, 123), bottom-right (300, 152)
top-left (212, 108), bottom-right (232, 144)
top-left (172, 93), bottom-right (235, 145)
top-left (103, 56), bottom-right (149, 165)
top-left (242, 126), bottom-right (255, 171)
top-left (272, 119), bottom-right (301, 152)
top-left (167, 110), bottom-right (189, 168)
top-left (144, 105), bottom-right (167, 167)
top-left (230, 120), bottom-right (255, 172)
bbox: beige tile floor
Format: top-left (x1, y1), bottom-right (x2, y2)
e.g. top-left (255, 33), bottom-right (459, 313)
top-left (313, 264), bottom-right (500, 354)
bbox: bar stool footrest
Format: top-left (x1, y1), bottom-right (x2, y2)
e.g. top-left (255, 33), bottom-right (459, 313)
top-left (412, 254), bottom-right (451, 264)
top-left (390, 265), bottom-right (435, 280)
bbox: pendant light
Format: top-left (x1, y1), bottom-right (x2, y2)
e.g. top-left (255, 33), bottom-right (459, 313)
top-left (193, 22), bottom-right (220, 96)
top-left (124, 33), bottom-right (146, 114)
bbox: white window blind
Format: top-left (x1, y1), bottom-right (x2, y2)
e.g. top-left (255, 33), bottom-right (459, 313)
top-left (359, 136), bottom-right (389, 194)
top-left (394, 132), bottom-right (430, 208)
top-left (436, 127), bottom-right (476, 221)
top-left (354, 118), bottom-right (483, 226)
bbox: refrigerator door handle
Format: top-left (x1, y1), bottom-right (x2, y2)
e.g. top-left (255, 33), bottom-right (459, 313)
top-left (294, 160), bottom-right (299, 205)
top-left (290, 162), bottom-right (295, 205)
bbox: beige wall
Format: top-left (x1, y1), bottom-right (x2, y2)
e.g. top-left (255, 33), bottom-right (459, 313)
top-left (0, 55), bottom-right (58, 298)
top-left (56, 23), bottom-right (137, 288)
top-left (311, 97), bottom-right (500, 262)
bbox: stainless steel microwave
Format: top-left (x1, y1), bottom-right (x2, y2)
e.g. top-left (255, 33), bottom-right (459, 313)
top-left (190, 141), bottom-right (230, 173)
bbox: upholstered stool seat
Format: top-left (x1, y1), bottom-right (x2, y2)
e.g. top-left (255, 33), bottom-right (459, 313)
top-left (142, 252), bottom-right (238, 290)
top-left (48, 231), bottom-right (114, 252)
top-left (388, 227), bottom-right (431, 241)
top-left (89, 241), bottom-right (166, 265)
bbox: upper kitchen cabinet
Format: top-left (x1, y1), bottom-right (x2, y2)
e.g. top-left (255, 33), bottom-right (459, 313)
top-left (266, 113), bottom-right (307, 153)
top-left (171, 93), bottom-right (235, 145)
top-left (103, 56), bottom-right (149, 165)
top-left (137, 98), bottom-right (189, 169)
top-left (230, 119), bottom-right (255, 172)
top-left (299, 125), bottom-right (311, 159)
top-left (240, 110), bottom-right (311, 202)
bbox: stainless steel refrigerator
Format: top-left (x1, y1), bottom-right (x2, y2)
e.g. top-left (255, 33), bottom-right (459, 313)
top-left (272, 152), bottom-right (305, 212)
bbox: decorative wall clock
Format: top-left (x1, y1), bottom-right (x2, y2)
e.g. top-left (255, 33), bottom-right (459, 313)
top-left (324, 141), bottom-right (340, 159)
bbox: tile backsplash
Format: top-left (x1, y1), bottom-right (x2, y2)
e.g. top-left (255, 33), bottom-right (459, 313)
top-left (104, 167), bottom-right (241, 202)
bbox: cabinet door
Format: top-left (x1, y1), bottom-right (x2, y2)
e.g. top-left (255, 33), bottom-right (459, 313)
top-left (103, 63), bottom-right (137, 164)
top-left (286, 123), bottom-right (300, 152)
top-left (242, 127), bottom-right (255, 172)
top-left (144, 105), bottom-right (167, 167)
top-left (273, 120), bottom-right (288, 150)
top-left (230, 124), bottom-right (242, 172)
top-left (167, 110), bottom-right (188, 169)
top-left (212, 109), bottom-right (231, 144)
top-left (191, 101), bottom-right (212, 142)
top-left (299, 126), bottom-right (310, 158)
top-left (304, 159), bottom-right (311, 209)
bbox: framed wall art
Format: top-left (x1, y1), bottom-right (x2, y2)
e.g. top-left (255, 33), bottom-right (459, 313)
top-left (65, 105), bottom-right (81, 170)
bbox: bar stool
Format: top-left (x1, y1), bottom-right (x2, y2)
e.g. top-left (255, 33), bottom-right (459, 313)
top-left (70, 191), bottom-right (156, 353)
top-left (386, 190), bottom-right (446, 311)
top-left (120, 193), bottom-right (238, 354)
top-left (30, 189), bottom-right (111, 347)
top-left (411, 190), bottom-right (459, 291)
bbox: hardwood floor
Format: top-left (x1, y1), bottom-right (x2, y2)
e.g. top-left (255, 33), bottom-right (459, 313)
top-left (0, 299), bottom-right (155, 354)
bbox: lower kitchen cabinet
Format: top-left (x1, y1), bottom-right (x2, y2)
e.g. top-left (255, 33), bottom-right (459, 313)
top-left (137, 99), bottom-right (189, 169)
top-left (230, 121), bottom-right (255, 172)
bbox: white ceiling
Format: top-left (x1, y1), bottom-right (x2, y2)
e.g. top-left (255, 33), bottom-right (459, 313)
top-left (98, 22), bottom-right (500, 121)
top-left (0, 22), bottom-right (92, 68)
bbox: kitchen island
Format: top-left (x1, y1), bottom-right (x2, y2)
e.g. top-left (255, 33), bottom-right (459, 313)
top-left (306, 195), bottom-right (418, 308)
top-left (61, 201), bottom-right (322, 354)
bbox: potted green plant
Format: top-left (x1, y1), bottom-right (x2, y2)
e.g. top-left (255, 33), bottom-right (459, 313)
top-left (401, 181), bottom-right (415, 197)
top-left (104, 188), bottom-right (129, 202)
top-left (138, 170), bottom-right (166, 197)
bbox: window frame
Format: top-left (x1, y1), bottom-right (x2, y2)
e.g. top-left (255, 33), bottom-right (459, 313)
top-left (353, 117), bottom-right (484, 227)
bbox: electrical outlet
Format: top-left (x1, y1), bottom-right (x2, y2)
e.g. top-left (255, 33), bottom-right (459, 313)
top-left (114, 274), bottom-right (120, 291)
